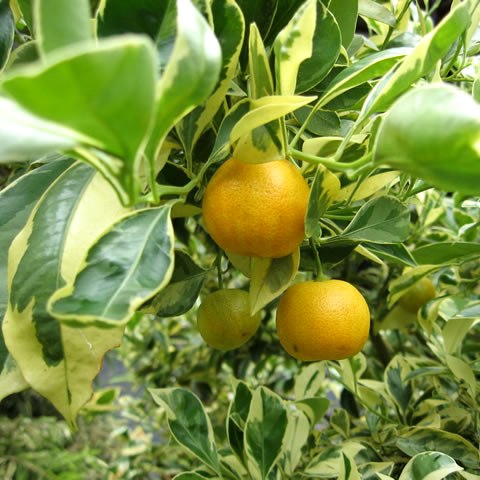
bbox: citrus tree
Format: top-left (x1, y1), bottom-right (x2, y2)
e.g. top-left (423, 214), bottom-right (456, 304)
top-left (0, 0), bottom-right (480, 478)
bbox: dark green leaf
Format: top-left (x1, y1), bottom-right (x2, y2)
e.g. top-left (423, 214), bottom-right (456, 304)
top-left (153, 251), bottom-right (206, 317)
top-left (339, 196), bottom-right (410, 244)
top-left (0, 0), bottom-right (14, 69)
top-left (294, 107), bottom-right (341, 136)
top-left (413, 242), bottom-right (480, 265)
top-left (325, 0), bottom-right (358, 48)
top-left (98, 0), bottom-right (170, 38)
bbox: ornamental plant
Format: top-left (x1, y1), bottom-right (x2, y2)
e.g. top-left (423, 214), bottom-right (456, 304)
top-left (0, 0), bottom-right (479, 478)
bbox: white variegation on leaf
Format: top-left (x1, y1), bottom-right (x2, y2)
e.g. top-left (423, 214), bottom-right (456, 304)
top-left (2, 163), bottom-right (130, 427)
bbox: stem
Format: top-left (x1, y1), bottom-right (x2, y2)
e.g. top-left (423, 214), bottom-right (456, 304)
top-left (309, 238), bottom-right (323, 280)
top-left (289, 96), bottom-right (328, 150)
top-left (381, 0), bottom-right (412, 50)
top-left (216, 251), bottom-right (224, 290)
top-left (290, 149), bottom-right (373, 172)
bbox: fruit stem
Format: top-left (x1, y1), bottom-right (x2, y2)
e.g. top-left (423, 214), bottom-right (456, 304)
top-left (289, 148), bottom-right (372, 172)
top-left (309, 238), bottom-right (323, 280)
top-left (216, 251), bottom-right (224, 290)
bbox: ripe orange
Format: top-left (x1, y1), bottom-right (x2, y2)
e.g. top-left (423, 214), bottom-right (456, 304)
top-left (202, 158), bottom-right (309, 258)
top-left (276, 280), bottom-right (370, 361)
top-left (398, 277), bottom-right (436, 313)
top-left (197, 289), bottom-right (261, 351)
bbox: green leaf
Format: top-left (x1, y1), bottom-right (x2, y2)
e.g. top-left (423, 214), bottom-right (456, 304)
top-left (294, 362), bottom-right (326, 399)
top-left (248, 23), bottom-right (274, 99)
top-left (34, 0), bottom-right (92, 56)
top-left (445, 354), bottom-right (476, 399)
top-left (282, 408), bottom-right (310, 475)
top-left (245, 387), bottom-right (288, 480)
top-left (48, 206), bottom-right (175, 328)
top-left (414, 242), bottom-right (480, 265)
top-left (0, 97), bottom-right (89, 162)
top-left (294, 107), bottom-right (341, 136)
top-left (1, 36), bottom-right (157, 204)
top-left (249, 249), bottom-right (300, 315)
top-left (318, 48), bottom-right (410, 108)
top-left (338, 196), bottom-right (410, 244)
top-left (336, 171), bottom-right (400, 203)
top-left (274, 0), bottom-right (318, 95)
top-left (374, 84), bottom-right (480, 195)
top-left (0, 158), bottom-right (72, 401)
top-left (305, 166), bottom-right (340, 238)
top-left (326, 0), bottom-right (358, 48)
top-left (297, 1), bottom-right (340, 93)
top-left (17, 0), bottom-right (33, 30)
top-left (331, 408), bottom-right (350, 438)
top-left (174, 473), bottom-right (218, 480)
top-left (227, 381), bottom-right (253, 462)
top-left (145, 0), bottom-right (222, 166)
top-left (295, 396), bottom-right (330, 425)
top-left (442, 317), bottom-right (476, 355)
top-left (98, 0), bottom-right (169, 38)
top-left (0, 0), bottom-right (14, 69)
top-left (358, 0), bottom-right (396, 27)
top-left (398, 452), bottom-right (463, 480)
top-left (362, 243), bottom-right (417, 267)
top-left (364, 1), bottom-right (471, 113)
top-left (149, 387), bottom-right (221, 475)
top-left (385, 356), bottom-right (412, 413)
top-left (177, 0), bottom-right (244, 159)
top-left (339, 452), bottom-right (361, 480)
top-left (396, 427), bottom-right (480, 469)
top-left (151, 250), bottom-right (206, 317)
top-left (3, 163), bottom-right (129, 427)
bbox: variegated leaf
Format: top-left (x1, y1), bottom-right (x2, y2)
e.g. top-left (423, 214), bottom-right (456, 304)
top-left (245, 387), bottom-right (288, 480)
top-left (249, 248), bottom-right (300, 315)
top-left (282, 407), bottom-right (310, 475)
top-left (150, 387), bottom-right (221, 475)
top-left (177, 0), bottom-right (244, 158)
top-left (2, 162), bottom-right (129, 427)
top-left (396, 427), bottom-right (480, 469)
top-left (231, 95), bottom-right (316, 164)
top-left (146, 0), bottom-right (222, 166)
top-left (274, 0), bottom-right (316, 95)
top-left (48, 205), bottom-right (175, 328)
top-left (398, 451), bottom-right (463, 480)
top-left (0, 157), bottom-right (73, 400)
top-left (365, 1), bottom-right (471, 114)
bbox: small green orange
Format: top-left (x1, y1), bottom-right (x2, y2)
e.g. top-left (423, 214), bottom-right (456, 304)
top-left (197, 289), bottom-right (261, 351)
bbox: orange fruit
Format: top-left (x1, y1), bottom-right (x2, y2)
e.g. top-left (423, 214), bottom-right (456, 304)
top-left (197, 289), bottom-right (261, 351)
top-left (398, 277), bottom-right (436, 313)
top-left (202, 158), bottom-right (309, 258)
top-left (276, 280), bottom-right (370, 361)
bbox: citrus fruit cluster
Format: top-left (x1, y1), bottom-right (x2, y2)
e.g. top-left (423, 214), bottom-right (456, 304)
top-left (198, 157), bottom-right (371, 360)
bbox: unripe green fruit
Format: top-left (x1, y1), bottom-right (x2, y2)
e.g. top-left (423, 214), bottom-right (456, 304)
top-left (197, 289), bottom-right (261, 351)
top-left (398, 277), bottom-right (436, 313)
